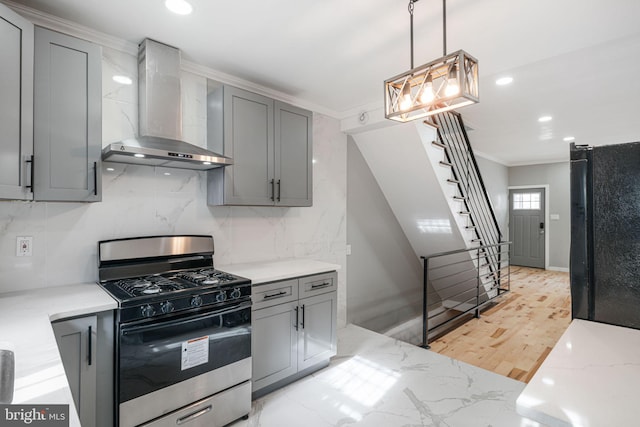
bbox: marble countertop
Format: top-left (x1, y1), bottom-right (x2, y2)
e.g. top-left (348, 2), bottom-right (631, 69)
top-left (236, 324), bottom-right (540, 426)
top-left (218, 258), bottom-right (340, 285)
top-left (517, 319), bottom-right (640, 427)
top-left (0, 283), bottom-right (117, 427)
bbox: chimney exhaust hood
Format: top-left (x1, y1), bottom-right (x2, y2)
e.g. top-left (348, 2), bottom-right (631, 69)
top-left (102, 39), bottom-right (232, 170)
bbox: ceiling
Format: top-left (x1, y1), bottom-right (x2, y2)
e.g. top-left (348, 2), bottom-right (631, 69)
top-left (5, 0), bottom-right (640, 165)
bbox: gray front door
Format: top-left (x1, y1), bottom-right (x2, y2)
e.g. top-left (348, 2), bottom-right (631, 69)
top-left (509, 188), bottom-right (545, 268)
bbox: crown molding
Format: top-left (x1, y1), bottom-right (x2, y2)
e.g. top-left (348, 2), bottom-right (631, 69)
top-left (2, 0), bottom-right (342, 120)
top-left (3, 0), bottom-right (138, 55)
top-left (181, 60), bottom-right (339, 119)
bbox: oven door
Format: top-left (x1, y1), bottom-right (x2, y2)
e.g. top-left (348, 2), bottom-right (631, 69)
top-left (118, 301), bottom-right (251, 425)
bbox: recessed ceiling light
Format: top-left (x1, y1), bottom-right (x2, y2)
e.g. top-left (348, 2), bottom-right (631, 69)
top-left (112, 75), bottom-right (132, 85)
top-left (495, 76), bottom-right (513, 86)
top-left (106, 167), bottom-right (115, 172)
top-left (164, 172), bottom-right (171, 176)
top-left (563, 136), bottom-right (575, 142)
top-left (165, 0), bottom-right (192, 15)
top-left (134, 153), bottom-right (145, 158)
top-left (538, 116), bottom-right (553, 123)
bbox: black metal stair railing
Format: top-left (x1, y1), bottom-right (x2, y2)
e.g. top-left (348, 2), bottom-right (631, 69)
top-left (421, 242), bottom-right (511, 347)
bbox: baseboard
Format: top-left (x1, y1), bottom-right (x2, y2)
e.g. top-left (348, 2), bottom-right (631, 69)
top-left (547, 266), bottom-right (569, 273)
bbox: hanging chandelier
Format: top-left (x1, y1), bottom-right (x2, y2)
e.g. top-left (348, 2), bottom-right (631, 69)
top-left (384, 0), bottom-right (479, 122)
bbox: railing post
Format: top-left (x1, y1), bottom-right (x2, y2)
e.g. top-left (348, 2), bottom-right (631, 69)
top-left (475, 247), bottom-right (481, 319)
top-left (422, 256), bottom-right (430, 349)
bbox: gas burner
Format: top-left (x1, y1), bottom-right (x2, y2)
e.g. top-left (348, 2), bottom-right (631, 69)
top-left (177, 271), bottom-right (223, 286)
top-left (116, 276), bottom-right (184, 297)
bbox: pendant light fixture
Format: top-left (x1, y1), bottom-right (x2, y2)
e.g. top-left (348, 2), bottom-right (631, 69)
top-left (384, 0), bottom-right (479, 122)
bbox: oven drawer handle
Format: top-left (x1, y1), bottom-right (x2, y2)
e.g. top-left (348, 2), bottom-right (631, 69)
top-left (176, 405), bottom-right (212, 425)
top-left (264, 291), bottom-right (287, 300)
top-left (121, 301), bottom-right (251, 334)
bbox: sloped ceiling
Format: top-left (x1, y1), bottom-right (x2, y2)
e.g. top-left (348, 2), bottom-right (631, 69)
top-left (5, 0), bottom-right (640, 165)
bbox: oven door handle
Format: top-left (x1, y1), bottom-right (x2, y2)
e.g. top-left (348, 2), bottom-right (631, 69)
top-left (121, 301), bottom-right (251, 335)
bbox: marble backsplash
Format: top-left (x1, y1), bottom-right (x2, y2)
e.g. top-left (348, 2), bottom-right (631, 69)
top-left (0, 45), bottom-right (347, 325)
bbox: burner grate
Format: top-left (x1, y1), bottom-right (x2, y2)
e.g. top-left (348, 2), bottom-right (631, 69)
top-left (117, 276), bottom-right (184, 297)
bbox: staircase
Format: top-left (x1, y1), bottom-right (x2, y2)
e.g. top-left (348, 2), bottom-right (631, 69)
top-left (351, 111), bottom-right (510, 346)
top-left (420, 111), bottom-right (510, 346)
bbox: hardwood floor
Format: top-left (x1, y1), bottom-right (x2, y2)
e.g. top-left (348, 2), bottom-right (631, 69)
top-left (428, 266), bottom-right (571, 383)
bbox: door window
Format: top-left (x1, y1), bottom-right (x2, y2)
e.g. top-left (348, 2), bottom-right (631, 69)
top-left (512, 192), bottom-right (541, 210)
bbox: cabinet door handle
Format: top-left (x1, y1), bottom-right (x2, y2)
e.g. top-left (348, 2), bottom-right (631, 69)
top-left (93, 162), bottom-right (98, 196)
top-left (26, 156), bottom-right (34, 192)
top-left (270, 179), bottom-right (275, 201)
top-left (277, 179), bottom-right (281, 202)
top-left (294, 306), bottom-right (299, 331)
top-left (87, 325), bottom-right (92, 366)
top-left (176, 405), bottom-right (212, 425)
top-left (264, 291), bottom-right (287, 300)
top-left (301, 304), bottom-right (305, 329)
top-left (311, 282), bottom-right (331, 290)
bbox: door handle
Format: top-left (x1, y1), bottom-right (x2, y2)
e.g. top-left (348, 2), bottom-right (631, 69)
top-left (93, 162), bottom-right (98, 196)
top-left (294, 306), bottom-right (299, 331)
top-left (277, 179), bottom-right (281, 202)
top-left (26, 156), bottom-right (34, 192)
top-left (87, 325), bottom-right (92, 366)
top-left (270, 179), bottom-right (275, 201)
top-left (301, 304), bottom-right (305, 329)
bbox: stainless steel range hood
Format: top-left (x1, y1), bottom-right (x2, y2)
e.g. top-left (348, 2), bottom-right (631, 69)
top-left (102, 39), bottom-right (232, 170)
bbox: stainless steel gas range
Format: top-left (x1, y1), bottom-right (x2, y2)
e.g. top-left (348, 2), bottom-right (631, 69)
top-left (97, 235), bottom-right (251, 427)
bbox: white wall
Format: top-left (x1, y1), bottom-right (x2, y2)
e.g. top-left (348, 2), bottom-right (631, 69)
top-left (346, 137), bottom-right (424, 332)
top-left (508, 162), bottom-right (570, 270)
top-left (475, 155), bottom-right (509, 239)
top-left (0, 45), bottom-right (348, 325)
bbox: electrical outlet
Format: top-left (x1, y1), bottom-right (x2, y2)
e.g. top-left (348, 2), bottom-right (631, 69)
top-left (16, 236), bottom-right (33, 257)
top-left (346, 244), bottom-right (352, 256)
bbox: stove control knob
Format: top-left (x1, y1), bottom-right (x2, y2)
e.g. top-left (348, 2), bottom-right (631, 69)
top-left (215, 292), bottom-right (227, 303)
top-left (190, 295), bottom-right (203, 307)
top-left (161, 301), bottom-right (175, 314)
top-left (141, 304), bottom-right (156, 318)
top-left (230, 288), bottom-right (242, 300)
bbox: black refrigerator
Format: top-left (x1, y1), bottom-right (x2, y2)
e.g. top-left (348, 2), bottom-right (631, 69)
top-left (570, 141), bottom-right (640, 329)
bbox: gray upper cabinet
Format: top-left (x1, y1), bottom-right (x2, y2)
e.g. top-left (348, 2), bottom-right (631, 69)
top-left (0, 3), bottom-right (34, 201)
top-left (275, 101), bottom-right (313, 207)
top-left (34, 27), bottom-right (102, 202)
top-left (207, 85), bottom-right (312, 206)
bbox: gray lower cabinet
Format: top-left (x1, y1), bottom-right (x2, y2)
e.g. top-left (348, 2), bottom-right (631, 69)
top-left (52, 311), bottom-right (114, 427)
top-left (34, 26), bottom-right (102, 202)
top-left (207, 85), bottom-right (312, 207)
top-left (0, 2), bottom-right (34, 201)
top-left (251, 272), bottom-right (337, 397)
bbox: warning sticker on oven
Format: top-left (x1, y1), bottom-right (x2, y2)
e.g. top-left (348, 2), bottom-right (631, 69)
top-left (181, 335), bottom-right (209, 370)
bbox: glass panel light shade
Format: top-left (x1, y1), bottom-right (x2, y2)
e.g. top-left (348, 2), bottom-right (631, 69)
top-left (384, 50), bottom-right (479, 122)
